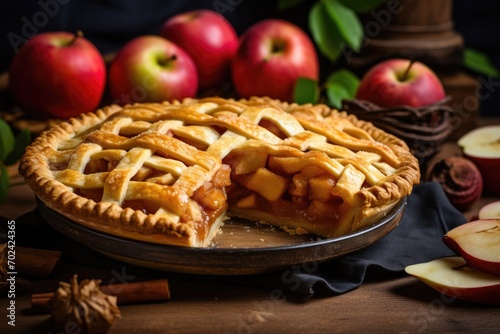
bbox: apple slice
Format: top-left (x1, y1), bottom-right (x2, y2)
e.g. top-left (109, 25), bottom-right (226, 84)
top-left (443, 219), bottom-right (500, 277)
top-left (458, 125), bottom-right (500, 158)
top-left (478, 201), bottom-right (500, 219)
top-left (405, 257), bottom-right (500, 306)
top-left (457, 125), bottom-right (500, 195)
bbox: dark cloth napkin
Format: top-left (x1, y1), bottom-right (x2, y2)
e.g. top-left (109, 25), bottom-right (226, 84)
top-left (242, 181), bottom-right (467, 297)
top-left (1, 181), bottom-right (466, 299)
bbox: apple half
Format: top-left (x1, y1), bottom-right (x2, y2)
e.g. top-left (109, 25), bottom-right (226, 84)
top-left (443, 219), bottom-right (500, 277)
top-left (478, 201), bottom-right (500, 219)
top-left (457, 125), bottom-right (500, 195)
top-left (405, 257), bottom-right (500, 306)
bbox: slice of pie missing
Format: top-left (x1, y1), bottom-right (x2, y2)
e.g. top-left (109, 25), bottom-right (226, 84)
top-left (19, 97), bottom-right (420, 247)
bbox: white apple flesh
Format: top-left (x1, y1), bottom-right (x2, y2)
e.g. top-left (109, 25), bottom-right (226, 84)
top-left (405, 257), bottom-right (500, 306)
top-left (443, 219), bottom-right (500, 277)
top-left (458, 125), bottom-right (500, 158)
top-left (458, 125), bottom-right (500, 195)
top-left (479, 201), bottom-right (500, 219)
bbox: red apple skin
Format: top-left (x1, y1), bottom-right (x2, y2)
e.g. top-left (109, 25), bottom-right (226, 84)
top-left (434, 281), bottom-right (500, 306)
top-left (231, 19), bottom-right (319, 102)
top-left (464, 155), bottom-right (500, 195)
top-left (443, 219), bottom-right (500, 277)
top-left (160, 9), bottom-right (238, 90)
top-left (446, 236), bottom-right (500, 278)
top-left (9, 31), bottom-right (106, 119)
top-left (356, 59), bottom-right (446, 108)
top-left (108, 35), bottom-right (198, 105)
top-left (458, 126), bottom-right (500, 195)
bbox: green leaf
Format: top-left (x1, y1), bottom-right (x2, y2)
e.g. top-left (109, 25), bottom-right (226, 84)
top-left (4, 128), bottom-right (31, 166)
top-left (325, 69), bottom-right (360, 97)
top-left (0, 119), bottom-right (15, 162)
top-left (326, 83), bottom-right (350, 109)
top-left (325, 69), bottom-right (360, 108)
top-left (339, 0), bottom-right (388, 13)
top-left (293, 77), bottom-right (320, 105)
top-left (277, 0), bottom-right (306, 11)
top-left (0, 163), bottom-right (9, 204)
top-left (323, 0), bottom-right (364, 52)
top-left (309, 2), bottom-right (344, 62)
top-left (464, 48), bottom-right (500, 78)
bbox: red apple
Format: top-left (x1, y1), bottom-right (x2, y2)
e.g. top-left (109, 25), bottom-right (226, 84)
top-left (231, 19), bottom-right (319, 102)
top-left (160, 9), bottom-right (238, 90)
top-left (9, 31), bottom-right (106, 119)
top-left (108, 35), bottom-right (198, 105)
top-left (405, 257), bottom-right (500, 306)
top-left (356, 59), bottom-right (446, 108)
top-left (443, 219), bottom-right (500, 277)
top-left (479, 201), bottom-right (500, 219)
top-left (457, 126), bottom-right (500, 195)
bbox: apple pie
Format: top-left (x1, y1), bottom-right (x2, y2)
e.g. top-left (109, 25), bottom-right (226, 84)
top-left (19, 97), bottom-right (420, 247)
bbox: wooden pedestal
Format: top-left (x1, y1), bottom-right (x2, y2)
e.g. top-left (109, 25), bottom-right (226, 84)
top-left (440, 72), bottom-right (480, 140)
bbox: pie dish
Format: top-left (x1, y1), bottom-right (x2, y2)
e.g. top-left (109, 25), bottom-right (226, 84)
top-left (19, 97), bottom-right (420, 247)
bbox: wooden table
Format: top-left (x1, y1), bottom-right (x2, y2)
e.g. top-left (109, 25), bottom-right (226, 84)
top-left (1, 155), bottom-right (499, 334)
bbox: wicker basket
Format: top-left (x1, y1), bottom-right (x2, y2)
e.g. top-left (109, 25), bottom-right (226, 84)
top-left (343, 98), bottom-right (454, 166)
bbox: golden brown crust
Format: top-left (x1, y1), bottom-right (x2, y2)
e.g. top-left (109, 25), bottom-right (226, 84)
top-left (237, 97), bottom-right (420, 208)
top-left (19, 105), bottom-right (203, 247)
top-left (19, 97), bottom-right (420, 247)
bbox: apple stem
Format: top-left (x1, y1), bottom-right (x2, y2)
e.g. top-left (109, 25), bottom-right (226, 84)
top-left (264, 40), bottom-right (286, 62)
top-left (401, 59), bottom-right (415, 81)
top-left (68, 30), bottom-right (84, 46)
top-left (271, 40), bottom-right (285, 54)
top-left (158, 54), bottom-right (177, 67)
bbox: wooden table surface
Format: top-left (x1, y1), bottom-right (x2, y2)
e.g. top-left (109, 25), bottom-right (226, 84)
top-left (1, 146), bottom-right (500, 334)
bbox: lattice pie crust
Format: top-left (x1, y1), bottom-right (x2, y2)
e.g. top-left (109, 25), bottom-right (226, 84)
top-left (19, 97), bottom-right (420, 247)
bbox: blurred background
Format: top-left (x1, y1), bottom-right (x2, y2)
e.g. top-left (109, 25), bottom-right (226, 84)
top-left (0, 0), bottom-right (498, 116)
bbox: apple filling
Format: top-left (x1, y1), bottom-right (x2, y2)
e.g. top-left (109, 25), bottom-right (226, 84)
top-left (223, 150), bottom-right (356, 237)
top-left (191, 164), bottom-right (231, 243)
top-left (56, 150), bottom-right (231, 244)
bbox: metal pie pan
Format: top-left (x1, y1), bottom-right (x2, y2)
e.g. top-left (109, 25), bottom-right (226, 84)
top-left (37, 197), bottom-right (406, 275)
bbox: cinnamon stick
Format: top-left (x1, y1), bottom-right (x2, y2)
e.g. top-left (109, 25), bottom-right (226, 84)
top-left (15, 247), bottom-right (62, 278)
top-left (31, 278), bottom-right (170, 313)
top-left (102, 278), bottom-right (171, 304)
